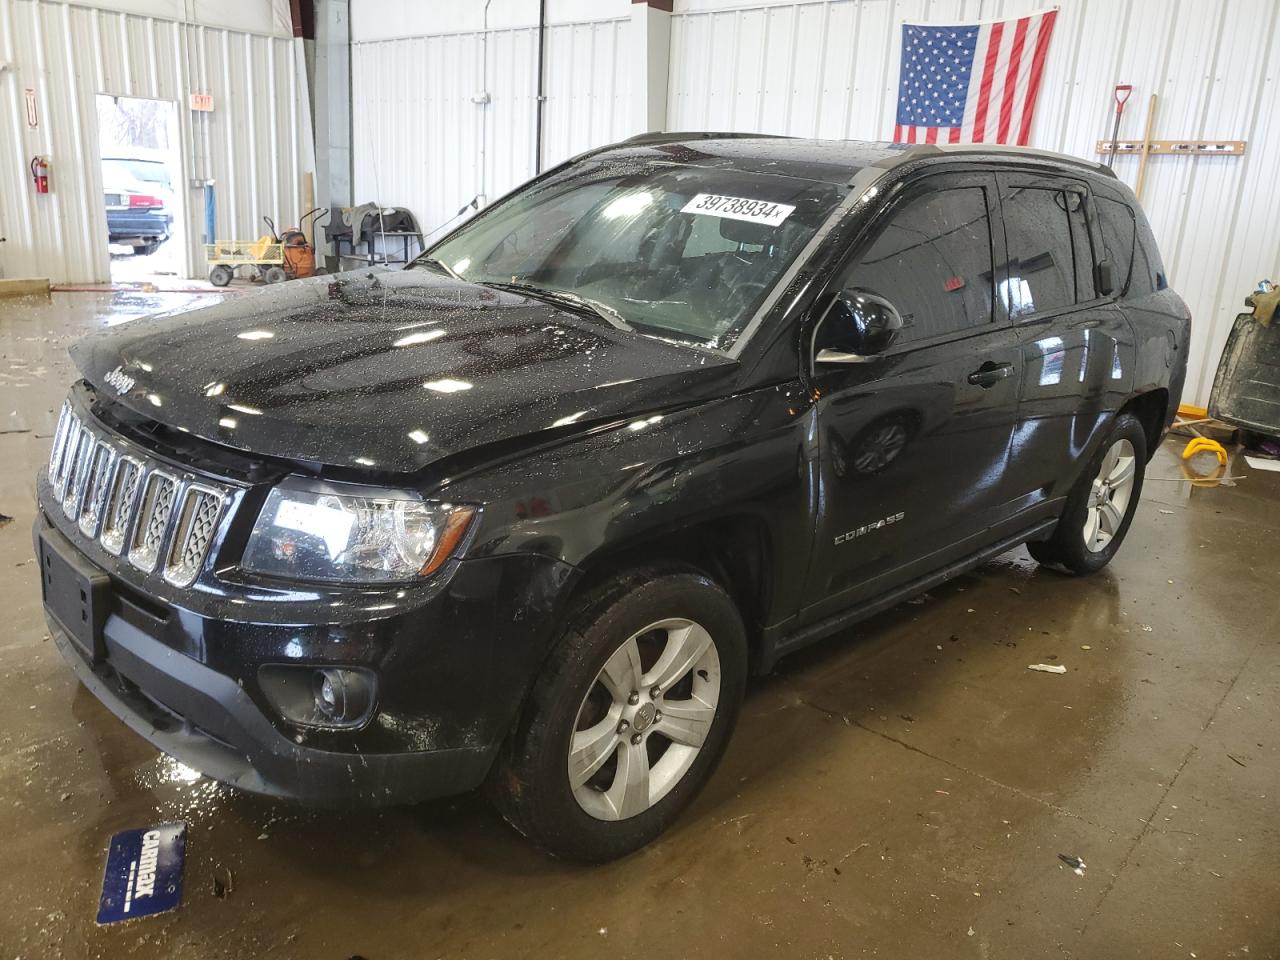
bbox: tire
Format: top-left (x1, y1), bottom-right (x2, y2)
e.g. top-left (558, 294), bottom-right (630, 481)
top-left (488, 565), bottom-right (748, 862)
top-left (264, 266), bottom-right (287, 284)
top-left (208, 265), bottom-right (233, 287)
top-left (1027, 411), bottom-right (1147, 575)
top-left (135, 241), bottom-right (160, 257)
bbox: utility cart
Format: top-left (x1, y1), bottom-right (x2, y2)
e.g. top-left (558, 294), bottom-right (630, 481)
top-left (205, 237), bottom-right (285, 287)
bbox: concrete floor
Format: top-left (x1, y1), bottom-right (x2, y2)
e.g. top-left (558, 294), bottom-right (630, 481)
top-left (1, 291), bottom-right (1277, 960)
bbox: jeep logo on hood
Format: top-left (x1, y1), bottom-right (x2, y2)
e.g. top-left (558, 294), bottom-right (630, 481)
top-left (103, 365), bottom-right (136, 396)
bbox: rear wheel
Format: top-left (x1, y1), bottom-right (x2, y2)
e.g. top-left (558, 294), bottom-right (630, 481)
top-left (1027, 412), bottom-right (1147, 574)
top-left (264, 266), bottom-right (287, 284)
top-left (489, 567), bottom-right (747, 862)
top-left (208, 265), bottom-right (233, 287)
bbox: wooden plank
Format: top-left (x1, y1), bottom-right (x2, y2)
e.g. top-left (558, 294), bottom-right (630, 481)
top-left (1177, 404), bottom-right (1209, 418)
top-left (0, 277), bottom-right (50, 299)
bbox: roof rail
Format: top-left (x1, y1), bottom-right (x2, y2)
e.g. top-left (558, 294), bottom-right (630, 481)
top-left (888, 143), bottom-right (1117, 178)
top-left (618, 131), bottom-right (793, 148)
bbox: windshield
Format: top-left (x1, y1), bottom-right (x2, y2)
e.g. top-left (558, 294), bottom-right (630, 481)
top-left (423, 158), bottom-right (845, 351)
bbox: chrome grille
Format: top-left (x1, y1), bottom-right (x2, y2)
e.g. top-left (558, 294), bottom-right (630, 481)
top-left (45, 403), bottom-right (233, 585)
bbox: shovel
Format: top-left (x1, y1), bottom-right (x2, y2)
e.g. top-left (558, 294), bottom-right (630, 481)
top-left (1105, 84), bottom-right (1133, 167)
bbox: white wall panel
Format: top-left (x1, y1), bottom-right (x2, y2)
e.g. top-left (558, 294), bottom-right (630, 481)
top-left (668, 0), bottom-right (1280, 406)
top-left (0, 0), bottom-right (307, 283)
top-left (351, 14), bottom-right (633, 246)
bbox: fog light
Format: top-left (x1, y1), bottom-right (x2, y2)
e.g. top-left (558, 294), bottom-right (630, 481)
top-left (313, 668), bottom-right (372, 725)
top-left (259, 665), bottom-right (377, 730)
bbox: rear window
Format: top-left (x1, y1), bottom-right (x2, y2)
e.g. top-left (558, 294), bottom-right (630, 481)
top-left (103, 158), bottom-right (171, 192)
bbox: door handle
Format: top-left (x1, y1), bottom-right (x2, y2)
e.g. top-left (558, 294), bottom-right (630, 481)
top-left (967, 361), bottom-right (1014, 388)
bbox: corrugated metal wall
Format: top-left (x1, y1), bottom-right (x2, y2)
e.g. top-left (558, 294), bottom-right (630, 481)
top-left (0, 0), bottom-right (307, 284)
top-left (668, 0), bottom-right (1280, 406)
top-left (350, 14), bottom-right (633, 246)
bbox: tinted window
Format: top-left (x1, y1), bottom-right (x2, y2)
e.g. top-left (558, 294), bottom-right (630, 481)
top-left (1000, 187), bottom-right (1076, 318)
top-left (1095, 197), bottom-right (1137, 296)
top-left (1130, 213), bottom-right (1168, 295)
top-left (841, 186), bottom-right (994, 343)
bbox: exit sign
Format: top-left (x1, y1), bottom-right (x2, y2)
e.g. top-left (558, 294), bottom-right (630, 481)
top-left (189, 93), bottom-right (214, 112)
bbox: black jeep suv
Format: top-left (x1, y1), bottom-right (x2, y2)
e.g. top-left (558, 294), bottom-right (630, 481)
top-left (36, 135), bottom-right (1188, 861)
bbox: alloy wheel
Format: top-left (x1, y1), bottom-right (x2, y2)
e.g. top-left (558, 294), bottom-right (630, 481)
top-left (568, 618), bottom-right (721, 821)
top-left (1084, 437), bottom-right (1137, 552)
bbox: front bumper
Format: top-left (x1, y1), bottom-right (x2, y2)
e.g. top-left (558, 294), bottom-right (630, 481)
top-left (48, 606), bottom-right (494, 805)
top-left (37, 509), bottom-right (577, 806)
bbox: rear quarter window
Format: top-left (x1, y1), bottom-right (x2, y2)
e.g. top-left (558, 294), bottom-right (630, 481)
top-left (1096, 197), bottom-right (1136, 296)
top-left (1131, 213), bottom-right (1169, 295)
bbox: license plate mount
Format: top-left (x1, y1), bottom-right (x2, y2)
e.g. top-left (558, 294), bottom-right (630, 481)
top-left (39, 530), bottom-right (111, 663)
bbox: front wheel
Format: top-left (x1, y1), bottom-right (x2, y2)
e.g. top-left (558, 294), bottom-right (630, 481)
top-left (1027, 412), bottom-right (1147, 575)
top-left (488, 567), bottom-right (747, 862)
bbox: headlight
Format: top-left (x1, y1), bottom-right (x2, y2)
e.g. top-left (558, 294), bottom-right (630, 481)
top-left (241, 478), bottom-right (475, 583)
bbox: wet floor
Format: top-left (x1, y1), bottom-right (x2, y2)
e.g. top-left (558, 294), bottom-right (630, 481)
top-left (1, 291), bottom-right (1277, 959)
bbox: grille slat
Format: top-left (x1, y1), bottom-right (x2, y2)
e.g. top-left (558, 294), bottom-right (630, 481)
top-left (48, 404), bottom-right (71, 479)
top-left (128, 472), bottom-right (178, 573)
top-left (52, 415), bottom-right (82, 500)
top-left (164, 486), bottom-right (226, 587)
top-left (47, 405), bottom-right (233, 584)
top-left (100, 456), bottom-right (142, 556)
top-left (62, 429), bottom-right (97, 520)
top-left (78, 442), bottom-right (117, 537)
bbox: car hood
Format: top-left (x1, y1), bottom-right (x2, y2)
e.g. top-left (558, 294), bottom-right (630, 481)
top-left (70, 270), bottom-right (737, 473)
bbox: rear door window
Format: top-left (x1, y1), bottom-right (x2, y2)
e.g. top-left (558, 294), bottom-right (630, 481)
top-left (999, 186), bottom-right (1078, 318)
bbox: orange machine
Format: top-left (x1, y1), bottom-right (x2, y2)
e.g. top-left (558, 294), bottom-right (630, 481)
top-left (265, 209), bottom-right (326, 281)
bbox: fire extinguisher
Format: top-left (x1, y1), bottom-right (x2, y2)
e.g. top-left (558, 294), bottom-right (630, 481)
top-left (30, 156), bottom-right (50, 194)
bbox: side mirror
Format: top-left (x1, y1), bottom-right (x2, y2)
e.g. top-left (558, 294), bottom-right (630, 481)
top-left (815, 289), bottom-right (904, 364)
top-left (1095, 258), bottom-right (1115, 297)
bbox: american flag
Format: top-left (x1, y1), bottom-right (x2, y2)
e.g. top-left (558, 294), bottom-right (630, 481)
top-left (893, 9), bottom-right (1058, 146)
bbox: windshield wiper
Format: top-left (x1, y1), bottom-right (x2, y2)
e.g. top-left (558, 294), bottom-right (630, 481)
top-left (420, 256), bottom-right (464, 281)
top-left (479, 281), bottom-right (633, 332)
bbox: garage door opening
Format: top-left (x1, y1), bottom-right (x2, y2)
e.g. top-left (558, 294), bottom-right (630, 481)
top-left (96, 95), bottom-right (185, 284)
